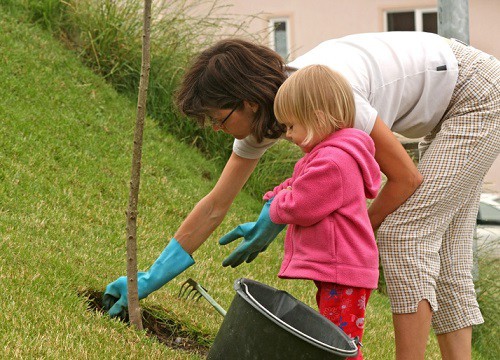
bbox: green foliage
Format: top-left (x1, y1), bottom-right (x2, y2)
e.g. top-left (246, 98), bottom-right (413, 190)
top-left (473, 255), bottom-right (500, 357)
top-left (25, 0), bottom-right (64, 30)
top-left (7, 0), bottom-right (285, 196)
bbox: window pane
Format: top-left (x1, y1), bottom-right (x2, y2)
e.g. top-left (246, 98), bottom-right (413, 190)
top-left (387, 12), bottom-right (415, 31)
top-left (274, 21), bottom-right (286, 32)
top-left (273, 21), bottom-right (288, 59)
top-left (422, 12), bottom-right (438, 34)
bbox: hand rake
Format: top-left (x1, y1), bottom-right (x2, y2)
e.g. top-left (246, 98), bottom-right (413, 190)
top-left (178, 278), bottom-right (227, 317)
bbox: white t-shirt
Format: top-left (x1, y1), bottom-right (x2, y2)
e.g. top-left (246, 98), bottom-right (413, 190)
top-left (233, 32), bottom-right (459, 160)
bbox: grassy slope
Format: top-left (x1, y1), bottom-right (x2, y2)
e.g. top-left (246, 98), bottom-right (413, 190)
top-left (1, 9), bottom-right (481, 359)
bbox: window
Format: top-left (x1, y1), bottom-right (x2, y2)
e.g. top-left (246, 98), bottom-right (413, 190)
top-left (385, 8), bottom-right (437, 33)
top-left (269, 18), bottom-right (290, 60)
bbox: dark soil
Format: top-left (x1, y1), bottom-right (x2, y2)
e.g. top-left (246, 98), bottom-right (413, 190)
top-left (80, 289), bottom-right (211, 357)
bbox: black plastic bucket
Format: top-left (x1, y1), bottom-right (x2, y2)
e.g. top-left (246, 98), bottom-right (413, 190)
top-left (207, 278), bottom-right (359, 359)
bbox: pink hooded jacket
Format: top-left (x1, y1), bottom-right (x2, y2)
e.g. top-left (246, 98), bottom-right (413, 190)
top-left (263, 128), bottom-right (381, 289)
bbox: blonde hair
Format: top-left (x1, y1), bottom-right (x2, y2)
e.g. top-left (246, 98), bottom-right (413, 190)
top-left (274, 64), bottom-right (355, 146)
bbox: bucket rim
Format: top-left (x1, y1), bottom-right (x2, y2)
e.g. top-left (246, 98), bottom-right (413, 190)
top-left (234, 278), bottom-right (359, 357)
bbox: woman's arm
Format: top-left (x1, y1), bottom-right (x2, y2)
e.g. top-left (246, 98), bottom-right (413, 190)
top-left (103, 152), bottom-right (259, 315)
top-left (368, 117), bottom-right (423, 230)
top-left (174, 152), bottom-right (259, 254)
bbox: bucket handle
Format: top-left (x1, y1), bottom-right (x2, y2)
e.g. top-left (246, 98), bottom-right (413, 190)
top-left (239, 280), bottom-right (359, 357)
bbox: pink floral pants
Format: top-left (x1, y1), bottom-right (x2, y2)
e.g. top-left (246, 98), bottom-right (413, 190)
top-left (315, 282), bottom-right (372, 360)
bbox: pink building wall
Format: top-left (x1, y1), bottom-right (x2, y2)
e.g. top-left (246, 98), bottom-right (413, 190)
top-left (218, 0), bottom-right (499, 59)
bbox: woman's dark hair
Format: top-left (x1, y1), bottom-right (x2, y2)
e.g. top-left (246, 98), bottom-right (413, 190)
top-left (175, 38), bottom-right (288, 142)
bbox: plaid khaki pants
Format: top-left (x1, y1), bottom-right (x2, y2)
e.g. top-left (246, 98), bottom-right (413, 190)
top-left (378, 40), bottom-right (500, 334)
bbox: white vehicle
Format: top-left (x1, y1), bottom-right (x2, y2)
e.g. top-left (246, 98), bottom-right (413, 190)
top-left (476, 193), bottom-right (500, 258)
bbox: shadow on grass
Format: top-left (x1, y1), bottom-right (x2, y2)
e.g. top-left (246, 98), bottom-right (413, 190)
top-left (79, 289), bottom-right (211, 357)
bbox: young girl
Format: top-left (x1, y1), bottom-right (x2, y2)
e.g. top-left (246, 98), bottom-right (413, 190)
top-left (265, 64), bottom-right (381, 359)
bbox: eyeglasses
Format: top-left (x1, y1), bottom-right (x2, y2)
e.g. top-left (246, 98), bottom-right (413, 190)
top-left (207, 103), bottom-right (240, 128)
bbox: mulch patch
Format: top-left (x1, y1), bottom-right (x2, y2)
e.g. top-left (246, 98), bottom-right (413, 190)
top-left (80, 289), bottom-right (210, 357)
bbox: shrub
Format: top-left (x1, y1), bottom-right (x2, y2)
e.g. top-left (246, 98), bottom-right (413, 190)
top-left (7, 0), bottom-right (294, 195)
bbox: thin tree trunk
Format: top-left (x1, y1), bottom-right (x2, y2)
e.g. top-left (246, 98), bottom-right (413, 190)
top-left (127, 0), bottom-right (152, 331)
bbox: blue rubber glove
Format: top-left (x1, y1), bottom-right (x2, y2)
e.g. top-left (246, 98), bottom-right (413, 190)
top-left (102, 238), bottom-right (194, 318)
top-left (219, 198), bottom-right (286, 268)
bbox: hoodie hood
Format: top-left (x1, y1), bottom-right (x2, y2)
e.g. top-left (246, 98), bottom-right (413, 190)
top-left (309, 128), bottom-right (380, 198)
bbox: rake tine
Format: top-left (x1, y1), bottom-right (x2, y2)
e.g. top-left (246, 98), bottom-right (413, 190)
top-left (177, 278), bottom-right (227, 317)
top-left (186, 288), bottom-right (195, 299)
top-left (186, 287), bottom-right (196, 299)
top-left (177, 282), bottom-right (190, 298)
top-left (179, 282), bottom-right (191, 296)
top-left (178, 279), bottom-right (200, 301)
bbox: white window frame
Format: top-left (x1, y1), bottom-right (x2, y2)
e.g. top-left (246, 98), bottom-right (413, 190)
top-left (384, 8), bottom-right (437, 32)
top-left (269, 17), bottom-right (291, 60)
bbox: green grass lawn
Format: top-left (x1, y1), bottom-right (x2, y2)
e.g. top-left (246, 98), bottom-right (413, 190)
top-left (0, 8), bottom-right (493, 359)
